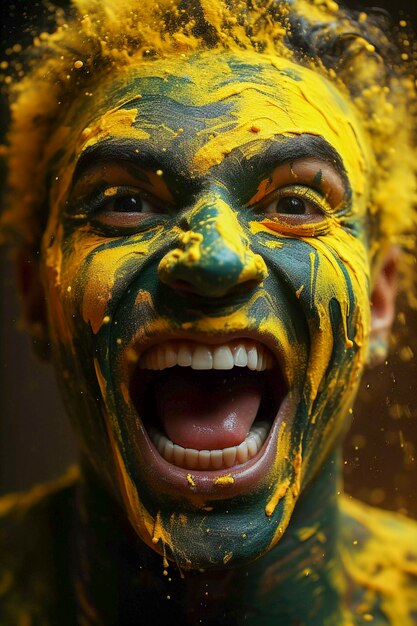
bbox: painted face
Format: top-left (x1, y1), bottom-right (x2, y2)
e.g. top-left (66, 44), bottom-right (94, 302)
top-left (42, 51), bottom-right (373, 569)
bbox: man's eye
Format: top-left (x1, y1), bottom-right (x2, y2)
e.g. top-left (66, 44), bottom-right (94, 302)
top-left (261, 186), bottom-right (331, 218)
top-left (102, 190), bottom-right (153, 214)
top-left (274, 196), bottom-right (307, 215)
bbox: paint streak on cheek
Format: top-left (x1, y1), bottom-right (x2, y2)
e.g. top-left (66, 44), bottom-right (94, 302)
top-left (305, 229), bottom-right (370, 400)
top-left (70, 229), bottom-right (162, 335)
top-left (250, 219), bottom-right (370, 405)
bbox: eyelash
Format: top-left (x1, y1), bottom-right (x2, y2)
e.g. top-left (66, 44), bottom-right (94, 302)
top-left (256, 184), bottom-right (333, 217)
top-left (84, 186), bottom-right (153, 213)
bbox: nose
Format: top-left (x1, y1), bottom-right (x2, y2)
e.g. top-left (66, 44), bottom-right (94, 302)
top-left (158, 194), bottom-right (267, 298)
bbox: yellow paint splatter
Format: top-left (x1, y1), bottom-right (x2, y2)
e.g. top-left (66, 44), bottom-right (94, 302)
top-left (214, 474), bottom-right (235, 486)
top-left (265, 478), bottom-right (291, 517)
top-left (186, 473), bottom-right (196, 487)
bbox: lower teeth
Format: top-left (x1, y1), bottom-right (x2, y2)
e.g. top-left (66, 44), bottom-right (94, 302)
top-left (149, 421), bottom-right (270, 470)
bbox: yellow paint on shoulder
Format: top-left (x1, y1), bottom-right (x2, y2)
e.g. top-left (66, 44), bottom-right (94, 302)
top-left (340, 496), bottom-right (417, 625)
top-left (214, 474), bottom-right (235, 486)
top-left (187, 473), bottom-right (196, 487)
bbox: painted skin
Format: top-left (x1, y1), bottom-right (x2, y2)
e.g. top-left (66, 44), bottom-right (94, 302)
top-left (2, 50), bottom-right (416, 625)
top-left (43, 51), bottom-right (371, 567)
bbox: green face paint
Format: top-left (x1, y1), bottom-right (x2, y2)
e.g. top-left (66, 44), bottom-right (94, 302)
top-left (42, 50), bottom-right (374, 569)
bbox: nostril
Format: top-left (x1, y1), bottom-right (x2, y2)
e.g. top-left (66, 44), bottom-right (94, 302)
top-left (168, 279), bottom-right (201, 295)
top-left (227, 280), bottom-right (261, 296)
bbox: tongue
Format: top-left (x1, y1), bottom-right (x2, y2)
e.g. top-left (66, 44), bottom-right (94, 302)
top-left (155, 368), bottom-right (264, 450)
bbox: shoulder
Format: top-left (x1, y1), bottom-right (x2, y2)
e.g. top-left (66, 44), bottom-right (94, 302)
top-left (0, 467), bottom-right (79, 625)
top-left (339, 495), bottom-right (417, 626)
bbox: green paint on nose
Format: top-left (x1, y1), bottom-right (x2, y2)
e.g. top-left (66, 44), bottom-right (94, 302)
top-left (158, 195), bottom-right (267, 297)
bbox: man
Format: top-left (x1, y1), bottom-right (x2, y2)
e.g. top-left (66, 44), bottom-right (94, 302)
top-left (1, 0), bottom-right (416, 623)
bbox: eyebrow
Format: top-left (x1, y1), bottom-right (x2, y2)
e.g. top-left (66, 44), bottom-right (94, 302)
top-left (71, 133), bottom-right (351, 201)
top-left (244, 135), bottom-right (349, 186)
top-left (72, 139), bottom-right (163, 184)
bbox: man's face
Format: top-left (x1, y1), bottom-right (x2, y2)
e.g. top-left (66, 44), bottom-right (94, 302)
top-left (42, 51), bottom-right (373, 568)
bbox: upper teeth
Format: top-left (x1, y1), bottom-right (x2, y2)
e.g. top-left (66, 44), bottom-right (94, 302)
top-left (139, 340), bottom-right (274, 371)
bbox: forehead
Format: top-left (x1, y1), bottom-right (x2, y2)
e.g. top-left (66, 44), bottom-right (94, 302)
top-left (61, 50), bottom-right (372, 196)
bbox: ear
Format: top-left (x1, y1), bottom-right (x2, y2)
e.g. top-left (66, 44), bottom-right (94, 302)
top-left (368, 247), bottom-right (399, 366)
top-left (16, 247), bottom-right (50, 360)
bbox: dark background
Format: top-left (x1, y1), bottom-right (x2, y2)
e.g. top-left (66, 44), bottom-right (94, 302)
top-left (1, 0), bottom-right (416, 519)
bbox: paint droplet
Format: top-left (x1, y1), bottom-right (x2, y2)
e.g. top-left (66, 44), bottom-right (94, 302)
top-left (345, 339), bottom-right (353, 348)
top-left (242, 533), bottom-right (247, 539)
top-left (363, 615), bottom-right (374, 622)
top-left (103, 315), bottom-right (111, 324)
top-left (187, 473), bottom-right (196, 487)
top-left (116, 338), bottom-right (122, 345)
top-left (74, 60), bottom-right (84, 69)
top-left (67, 285), bottom-right (72, 293)
top-left (295, 285), bottom-right (304, 298)
top-left (163, 569), bottom-right (168, 576)
top-left (156, 169), bottom-right (163, 176)
top-left (365, 43), bottom-right (375, 53)
top-left (353, 539), bottom-right (358, 546)
top-left (166, 595), bottom-right (171, 600)
top-left (401, 53), bottom-right (409, 61)
top-left (399, 19), bottom-right (407, 27)
top-left (250, 124), bottom-right (261, 133)
top-left (358, 12), bottom-right (367, 22)
top-left (223, 552), bottom-right (233, 564)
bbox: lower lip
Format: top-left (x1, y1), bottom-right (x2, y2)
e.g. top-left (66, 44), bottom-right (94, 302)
top-left (133, 394), bottom-right (293, 500)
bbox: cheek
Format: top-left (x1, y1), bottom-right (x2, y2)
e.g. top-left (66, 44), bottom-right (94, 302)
top-left (260, 227), bottom-right (371, 398)
top-left (44, 228), bottom-right (165, 342)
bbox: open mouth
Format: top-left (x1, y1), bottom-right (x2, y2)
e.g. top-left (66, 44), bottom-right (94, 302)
top-left (129, 339), bottom-right (287, 472)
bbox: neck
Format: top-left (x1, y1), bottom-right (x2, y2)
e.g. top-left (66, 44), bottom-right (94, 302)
top-left (73, 451), bottom-right (346, 625)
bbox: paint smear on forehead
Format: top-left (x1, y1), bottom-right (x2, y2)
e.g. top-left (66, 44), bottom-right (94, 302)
top-left (84, 52), bottom-right (370, 194)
